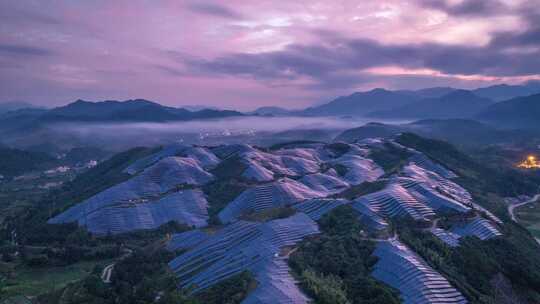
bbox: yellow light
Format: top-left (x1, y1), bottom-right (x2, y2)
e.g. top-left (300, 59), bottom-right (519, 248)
top-left (528, 156), bottom-right (536, 161)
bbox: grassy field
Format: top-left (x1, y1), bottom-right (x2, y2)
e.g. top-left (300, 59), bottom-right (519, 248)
top-left (515, 199), bottom-right (540, 239)
top-left (1, 259), bottom-right (112, 300)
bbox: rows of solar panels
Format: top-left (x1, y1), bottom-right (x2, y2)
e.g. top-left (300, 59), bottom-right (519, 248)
top-left (49, 141), bottom-right (385, 233)
top-left (169, 214), bottom-right (319, 303)
top-left (48, 139), bottom-right (504, 303)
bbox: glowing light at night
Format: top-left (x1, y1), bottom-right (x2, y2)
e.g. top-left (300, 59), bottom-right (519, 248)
top-left (518, 155), bottom-right (540, 169)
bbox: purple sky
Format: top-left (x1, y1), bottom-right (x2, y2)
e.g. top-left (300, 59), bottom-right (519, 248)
top-left (1, 0), bottom-right (539, 110)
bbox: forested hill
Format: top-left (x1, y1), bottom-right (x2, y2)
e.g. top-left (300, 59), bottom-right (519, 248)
top-left (0, 147), bottom-right (56, 179)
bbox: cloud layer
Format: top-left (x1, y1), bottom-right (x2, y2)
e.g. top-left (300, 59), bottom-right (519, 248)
top-left (0, 0), bottom-right (539, 110)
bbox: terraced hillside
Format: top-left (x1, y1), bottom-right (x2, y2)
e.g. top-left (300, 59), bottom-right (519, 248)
top-left (47, 137), bottom-right (539, 303)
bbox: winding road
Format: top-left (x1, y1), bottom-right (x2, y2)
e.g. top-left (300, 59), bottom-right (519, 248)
top-left (101, 264), bottom-right (114, 283)
top-left (508, 194), bottom-right (540, 222)
top-left (509, 194), bottom-right (540, 245)
top-left (101, 248), bottom-right (133, 283)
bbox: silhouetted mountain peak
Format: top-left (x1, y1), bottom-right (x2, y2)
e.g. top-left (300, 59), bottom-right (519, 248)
top-left (368, 88), bottom-right (390, 94)
top-left (5, 98), bottom-right (244, 124)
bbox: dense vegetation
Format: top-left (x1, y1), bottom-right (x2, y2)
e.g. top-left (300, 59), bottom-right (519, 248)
top-left (368, 142), bottom-right (412, 175)
top-left (291, 134), bottom-right (540, 304)
top-left (397, 133), bottom-right (540, 198)
top-left (208, 156), bottom-right (247, 181)
top-left (240, 207), bottom-right (296, 222)
top-left (268, 140), bottom-right (322, 151)
top-left (334, 180), bottom-right (388, 200)
top-left (36, 247), bottom-right (255, 304)
top-left (203, 179), bottom-right (246, 224)
top-left (195, 271), bottom-right (256, 304)
top-left (0, 146), bottom-right (167, 300)
top-left (397, 221), bottom-right (540, 303)
top-left (393, 133), bottom-right (540, 302)
top-left (289, 205), bottom-right (400, 304)
top-left (63, 147), bottom-right (110, 165)
top-left (1, 144), bottom-right (258, 302)
top-left (397, 133), bottom-right (540, 219)
top-left (515, 199), bottom-right (540, 238)
top-left (0, 220), bottom-right (192, 300)
top-left (0, 147), bottom-right (57, 179)
top-left (325, 142), bottom-right (351, 157)
top-left (203, 156), bottom-right (249, 223)
top-left (2, 146), bottom-right (159, 246)
top-left (3, 134), bottom-right (540, 303)
top-left (37, 248), bottom-right (177, 304)
top-left (51, 146), bottom-right (160, 215)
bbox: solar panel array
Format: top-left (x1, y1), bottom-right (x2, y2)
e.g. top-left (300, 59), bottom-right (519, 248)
top-left (241, 150), bottom-right (322, 182)
top-left (81, 190), bottom-right (208, 234)
top-left (125, 145), bottom-right (221, 175)
top-left (450, 218), bottom-right (502, 240)
top-left (396, 177), bottom-right (471, 214)
top-left (328, 153), bottom-right (384, 184)
top-left (218, 178), bottom-right (326, 223)
top-left (372, 239), bottom-right (468, 304)
top-left (299, 171), bottom-right (349, 194)
top-left (355, 183), bottom-right (437, 222)
top-left (407, 152), bottom-right (458, 179)
top-left (293, 198), bottom-right (349, 220)
top-left (47, 139), bottom-right (508, 303)
top-left (167, 229), bottom-right (209, 251)
top-left (430, 228), bottom-right (461, 247)
top-left (49, 156), bottom-right (214, 234)
top-left (169, 213), bottom-right (319, 304)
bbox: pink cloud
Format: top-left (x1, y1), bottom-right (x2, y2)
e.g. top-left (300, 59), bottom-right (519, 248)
top-left (0, 0), bottom-right (538, 110)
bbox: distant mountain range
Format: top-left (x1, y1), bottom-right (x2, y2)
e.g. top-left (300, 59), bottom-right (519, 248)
top-left (1, 82), bottom-right (539, 134)
top-left (303, 88), bottom-right (418, 116)
top-left (369, 90), bottom-right (493, 119)
top-left (472, 83), bottom-right (540, 101)
top-left (299, 82), bottom-right (540, 119)
top-left (250, 106), bottom-right (294, 116)
top-left (39, 99), bottom-right (242, 122)
top-left (0, 99), bottom-right (244, 133)
top-left (476, 93), bottom-right (540, 129)
top-left (0, 100), bottom-right (40, 114)
top-left (395, 87), bottom-right (456, 99)
top-left (334, 119), bottom-right (536, 147)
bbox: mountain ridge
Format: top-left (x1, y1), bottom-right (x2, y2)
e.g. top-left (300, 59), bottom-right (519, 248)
top-left (334, 118), bottom-right (536, 146)
top-left (368, 90), bottom-right (493, 119)
top-left (0, 100), bottom-right (40, 114)
top-left (476, 93), bottom-right (540, 129)
top-left (299, 82), bottom-right (540, 118)
top-left (302, 88), bottom-right (419, 116)
top-left (0, 99), bottom-right (245, 134)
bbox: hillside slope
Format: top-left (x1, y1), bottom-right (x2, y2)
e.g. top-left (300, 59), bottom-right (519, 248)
top-left (0, 147), bottom-right (57, 179)
top-left (303, 88), bottom-right (419, 116)
top-left (477, 93), bottom-right (540, 129)
top-left (38, 135), bottom-right (540, 303)
top-left (335, 119), bottom-right (534, 147)
top-left (370, 90), bottom-right (493, 119)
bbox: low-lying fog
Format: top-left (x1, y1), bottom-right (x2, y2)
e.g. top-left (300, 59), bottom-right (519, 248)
top-left (9, 116), bottom-right (412, 152)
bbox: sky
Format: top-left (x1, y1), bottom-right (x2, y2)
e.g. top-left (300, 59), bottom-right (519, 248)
top-left (0, 0), bottom-right (539, 110)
